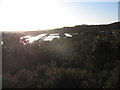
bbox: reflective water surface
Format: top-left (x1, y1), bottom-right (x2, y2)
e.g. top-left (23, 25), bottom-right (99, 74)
top-left (20, 33), bottom-right (73, 45)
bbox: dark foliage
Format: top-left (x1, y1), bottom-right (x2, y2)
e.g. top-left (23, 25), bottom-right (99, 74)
top-left (2, 22), bottom-right (120, 88)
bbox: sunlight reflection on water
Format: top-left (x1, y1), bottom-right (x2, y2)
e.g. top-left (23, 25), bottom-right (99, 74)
top-left (64, 33), bottom-right (72, 37)
top-left (44, 35), bottom-right (60, 41)
top-left (20, 33), bottom-right (73, 45)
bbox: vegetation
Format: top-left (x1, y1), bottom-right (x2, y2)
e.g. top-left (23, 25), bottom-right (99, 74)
top-left (2, 22), bottom-right (120, 88)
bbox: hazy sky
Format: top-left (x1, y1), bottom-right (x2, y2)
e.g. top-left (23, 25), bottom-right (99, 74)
top-left (0, 0), bottom-right (119, 31)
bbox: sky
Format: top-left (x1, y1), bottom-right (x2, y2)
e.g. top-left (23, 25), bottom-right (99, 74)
top-left (0, 0), bottom-right (119, 31)
top-left (118, 1), bottom-right (120, 22)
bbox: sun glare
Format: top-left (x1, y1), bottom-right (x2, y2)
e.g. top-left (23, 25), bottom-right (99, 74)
top-left (0, 0), bottom-right (80, 31)
top-left (0, 0), bottom-right (117, 31)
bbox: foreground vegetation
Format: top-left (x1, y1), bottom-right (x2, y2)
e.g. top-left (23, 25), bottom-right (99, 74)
top-left (2, 22), bottom-right (120, 88)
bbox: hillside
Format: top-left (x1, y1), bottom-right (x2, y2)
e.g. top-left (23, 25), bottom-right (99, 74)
top-left (2, 22), bottom-right (120, 88)
top-left (21, 22), bottom-right (120, 36)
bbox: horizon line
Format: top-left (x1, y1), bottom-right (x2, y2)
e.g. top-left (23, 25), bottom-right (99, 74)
top-left (1, 21), bottom-right (119, 32)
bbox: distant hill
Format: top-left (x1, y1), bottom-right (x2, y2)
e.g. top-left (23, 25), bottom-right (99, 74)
top-left (17, 22), bottom-right (120, 36)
